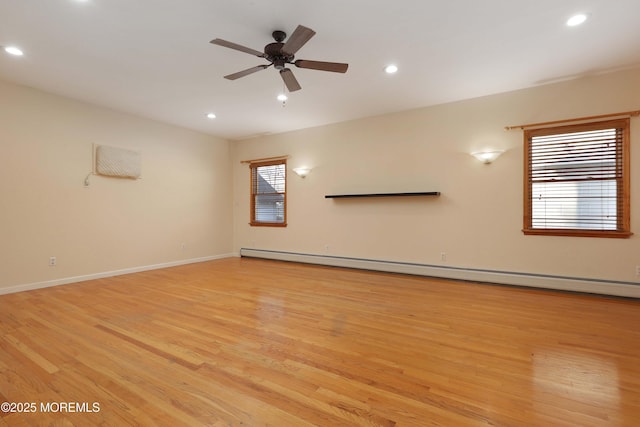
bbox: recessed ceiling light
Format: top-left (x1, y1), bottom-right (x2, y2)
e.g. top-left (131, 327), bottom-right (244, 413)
top-left (4, 46), bottom-right (24, 56)
top-left (277, 93), bottom-right (288, 102)
top-left (384, 64), bottom-right (398, 74)
top-left (206, 113), bottom-right (216, 119)
top-left (566, 13), bottom-right (588, 27)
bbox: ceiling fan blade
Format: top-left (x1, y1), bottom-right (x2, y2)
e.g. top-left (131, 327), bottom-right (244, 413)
top-left (281, 25), bottom-right (316, 56)
top-left (210, 38), bottom-right (266, 58)
top-left (280, 69), bottom-right (301, 92)
top-left (224, 64), bottom-right (270, 80)
top-left (294, 60), bottom-right (349, 73)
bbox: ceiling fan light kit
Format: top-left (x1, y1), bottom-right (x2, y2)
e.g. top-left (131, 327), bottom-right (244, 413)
top-left (210, 25), bottom-right (348, 93)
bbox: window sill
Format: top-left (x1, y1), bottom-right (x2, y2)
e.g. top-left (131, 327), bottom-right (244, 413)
top-left (523, 228), bottom-right (633, 238)
top-left (250, 222), bottom-right (287, 228)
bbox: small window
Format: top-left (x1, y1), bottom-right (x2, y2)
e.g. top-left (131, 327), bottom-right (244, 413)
top-left (250, 159), bottom-right (287, 227)
top-left (523, 118), bottom-right (631, 238)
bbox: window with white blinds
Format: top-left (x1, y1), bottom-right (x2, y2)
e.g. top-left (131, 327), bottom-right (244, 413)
top-left (250, 159), bottom-right (287, 227)
top-left (524, 118), bottom-right (631, 238)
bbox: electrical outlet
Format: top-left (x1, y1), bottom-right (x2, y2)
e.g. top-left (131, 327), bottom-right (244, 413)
top-left (49, 256), bottom-right (57, 267)
top-left (636, 265), bottom-right (640, 277)
top-left (181, 242), bottom-right (186, 251)
top-left (325, 244), bottom-right (331, 253)
top-left (440, 252), bottom-right (447, 262)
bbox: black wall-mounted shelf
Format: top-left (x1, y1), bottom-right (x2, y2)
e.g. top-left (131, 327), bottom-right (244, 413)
top-left (325, 192), bottom-right (441, 199)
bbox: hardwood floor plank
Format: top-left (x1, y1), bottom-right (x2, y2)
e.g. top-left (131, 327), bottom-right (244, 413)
top-left (2, 334), bottom-right (59, 375)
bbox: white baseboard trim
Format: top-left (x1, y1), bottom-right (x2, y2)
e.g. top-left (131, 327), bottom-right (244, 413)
top-left (240, 248), bottom-right (640, 298)
top-left (0, 253), bottom-right (237, 295)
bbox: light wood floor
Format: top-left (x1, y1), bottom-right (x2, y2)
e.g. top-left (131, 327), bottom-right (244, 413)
top-left (1, 258), bottom-right (640, 426)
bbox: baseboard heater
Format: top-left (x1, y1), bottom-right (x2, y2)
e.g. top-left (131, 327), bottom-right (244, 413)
top-left (239, 248), bottom-right (640, 298)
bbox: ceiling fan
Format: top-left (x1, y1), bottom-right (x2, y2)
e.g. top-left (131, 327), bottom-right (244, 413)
top-left (210, 25), bottom-right (348, 92)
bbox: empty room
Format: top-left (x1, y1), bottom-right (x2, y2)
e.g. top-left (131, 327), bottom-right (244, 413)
top-left (1, 1), bottom-right (640, 426)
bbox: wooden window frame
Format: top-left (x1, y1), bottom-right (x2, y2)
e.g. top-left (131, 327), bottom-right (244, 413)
top-left (523, 118), bottom-right (632, 238)
top-left (250, 159), bottom-right (287, 227)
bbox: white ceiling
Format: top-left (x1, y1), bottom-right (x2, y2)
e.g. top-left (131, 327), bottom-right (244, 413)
top-left (1, 0), bottom-right (639, 141)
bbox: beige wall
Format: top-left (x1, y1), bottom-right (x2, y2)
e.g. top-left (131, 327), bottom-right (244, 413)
top-left (232, 68), bottom-right (640, 283)
top-left (0, 80), bottom-right (233, 291)
top-left (2, 68), bottom-right (638, 293)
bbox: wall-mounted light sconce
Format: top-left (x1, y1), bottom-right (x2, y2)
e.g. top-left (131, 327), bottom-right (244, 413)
top-left (293, 167), bottom-right (311, 178)
top-left (3, 46), bottom-right (24, 56)
top-left (471, 150), bottom-right (505, 164)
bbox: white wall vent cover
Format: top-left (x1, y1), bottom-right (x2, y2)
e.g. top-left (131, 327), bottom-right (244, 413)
top-left (95, 145), bottom-right (141, 179)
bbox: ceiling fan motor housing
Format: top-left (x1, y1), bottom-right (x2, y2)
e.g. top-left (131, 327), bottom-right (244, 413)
top-left (264, 41), bottom-right (294, 70)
